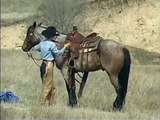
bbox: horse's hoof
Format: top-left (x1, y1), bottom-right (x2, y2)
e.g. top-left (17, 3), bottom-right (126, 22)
top-left (77, 94), bottom-right (81, 98)
top-left (72, 104), bottom-right (77, 108)
top-left (113, 100), bottom-right (123, 112)
top-left (69, 100), bottom-right (77, 108)
top-left (112, 107), bottom-right (121, 112)
top-left (68, 103), bottom-right (77, 108)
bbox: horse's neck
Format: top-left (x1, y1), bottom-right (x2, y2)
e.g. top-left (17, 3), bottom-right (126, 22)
top-left (54, 33), bottom-right (67, 48)
top-left (35, 34), bottom-right (45, 40)
top-left (57, 33), bottom-right (67, 42)
top-left (54, 55), bottom-right (68, 69)
top-left (34, 26), bottom-right (46, 40)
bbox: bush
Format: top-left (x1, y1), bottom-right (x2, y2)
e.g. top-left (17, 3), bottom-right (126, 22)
top-left (40, 0), bottom-right (86, 33)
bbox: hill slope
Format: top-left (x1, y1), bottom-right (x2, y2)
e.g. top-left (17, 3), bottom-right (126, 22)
top-left (1, 0), bottom-right (160, 64)
top-left (75, 0), bottom-right (160, 53)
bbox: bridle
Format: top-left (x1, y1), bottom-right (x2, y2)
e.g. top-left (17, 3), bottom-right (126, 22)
top-left (26, 28), bottom-right (42, 67)
top-left (28, 32), bottom-right (41, 47)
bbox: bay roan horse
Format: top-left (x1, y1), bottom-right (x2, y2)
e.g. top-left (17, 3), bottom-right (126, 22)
top-left (22, 22), bottom-right (131, 111)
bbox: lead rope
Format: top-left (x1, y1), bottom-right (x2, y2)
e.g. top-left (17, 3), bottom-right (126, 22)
top-left (27, 52), bottom-right (82, 84)
top-left (27, 52), bottom-right (41, 67)
top-left (75, 72), bottom-right (83, 84)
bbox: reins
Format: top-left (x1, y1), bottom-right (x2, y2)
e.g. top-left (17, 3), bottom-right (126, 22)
top-left (27, 51), bottom-right (82, 84)
top-left (27, 52), bottom-right (41, 67)
top-left (75, 72), bottom-right (82, 84)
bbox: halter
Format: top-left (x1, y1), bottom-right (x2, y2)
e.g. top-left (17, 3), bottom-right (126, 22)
top-left (28, 32), bottom-right (41, 47)
top-left (26, 28), bottom-right (42, 67)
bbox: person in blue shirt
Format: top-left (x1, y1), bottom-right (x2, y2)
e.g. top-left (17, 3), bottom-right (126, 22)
top-left (33, 26), bottom-right (70, 106)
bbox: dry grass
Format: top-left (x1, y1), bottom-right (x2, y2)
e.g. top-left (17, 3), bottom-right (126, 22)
top-left (1, 0), bottom-right (42, 26)
top-left (1, 49), bottom-right (160, 120)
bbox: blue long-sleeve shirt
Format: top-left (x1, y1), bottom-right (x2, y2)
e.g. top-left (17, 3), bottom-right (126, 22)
top-left (33, 40), bottom-right (65, 61)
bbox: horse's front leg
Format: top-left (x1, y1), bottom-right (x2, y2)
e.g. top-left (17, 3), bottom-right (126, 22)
top-left (78, 72), bottom-right (89, 98)
top-left (61, 67), bottom-right (77, 107)
top-left (69, 68), bottom-right (77, 106)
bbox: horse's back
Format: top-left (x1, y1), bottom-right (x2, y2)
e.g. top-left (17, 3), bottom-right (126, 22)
top-left (100, 39), bottom-right (124, 51)
top-left (98, 39), bottom-right (125, 74)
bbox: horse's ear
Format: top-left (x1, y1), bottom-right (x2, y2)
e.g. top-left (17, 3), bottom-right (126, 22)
top-left (38, 22), bottom-right (42, 26)
top-left (33, 22), bottom-right (36, 28)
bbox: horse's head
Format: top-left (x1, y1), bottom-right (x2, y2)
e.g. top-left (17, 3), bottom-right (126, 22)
top-left (22, 22), bottom-right (46, 52)
top-left (22, 22), bottom-right (68, 52)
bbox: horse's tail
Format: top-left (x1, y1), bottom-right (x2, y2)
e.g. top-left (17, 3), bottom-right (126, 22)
top-left (118, 47), bottom-right (131, 101)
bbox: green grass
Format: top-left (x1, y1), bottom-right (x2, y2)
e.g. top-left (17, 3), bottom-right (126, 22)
top-left (1, 49), bottom-right (160, 120)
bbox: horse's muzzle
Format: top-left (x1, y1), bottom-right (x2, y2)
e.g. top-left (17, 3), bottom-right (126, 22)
top-left (22, 46), bottom-right (29, 52)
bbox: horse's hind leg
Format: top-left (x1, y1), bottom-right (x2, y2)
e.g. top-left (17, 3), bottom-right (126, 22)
top-left (108, 48), bottom-right (131, 111)
top-left (114, 47), bottom-right (131, 111)
top-left (78, 72), bottom-right (89, 98)
top-left (108, 73), bottom-right (124, 111)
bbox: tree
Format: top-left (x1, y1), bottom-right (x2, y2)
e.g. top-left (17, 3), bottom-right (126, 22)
top-left (41, 0), bottom-right (85, 33)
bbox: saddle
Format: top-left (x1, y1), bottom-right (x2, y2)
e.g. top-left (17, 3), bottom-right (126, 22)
top-left (67, 32), bottom-right (102, 58)
top-left (79, 33), bottom-right (102, 53)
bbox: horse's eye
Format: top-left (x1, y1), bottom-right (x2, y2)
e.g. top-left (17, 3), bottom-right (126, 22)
top-left (29, 33), bottom-right (33, 36)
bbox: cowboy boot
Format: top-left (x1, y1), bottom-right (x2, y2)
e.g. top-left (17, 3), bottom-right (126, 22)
top-left (39, 92), bottom-right (47, 106)
top-left (48, 90), bottom-right (56, 106)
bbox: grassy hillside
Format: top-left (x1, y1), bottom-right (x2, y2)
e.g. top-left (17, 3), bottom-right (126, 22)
top-left (74, 0), bottom-right (160, 53)
top-left (1, 0), bottom-right (42, 12)
top-left (128, 46), bottom-right (160, 64)
top-left (1, 0), bottom-right (160, 53)
top-left (1, 0), bottom-right (42, 26)
top-left (1, 49), bottom-right (160, 119)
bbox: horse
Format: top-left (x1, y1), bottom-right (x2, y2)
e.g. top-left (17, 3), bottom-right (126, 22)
top-left (22, 22), bottom-right (131, 111)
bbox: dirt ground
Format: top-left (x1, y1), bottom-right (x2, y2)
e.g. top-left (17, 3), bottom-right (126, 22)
top-left (1, 24), bottom-right (26, 49)
top-left (75, 0), bottom-right (160, 53)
